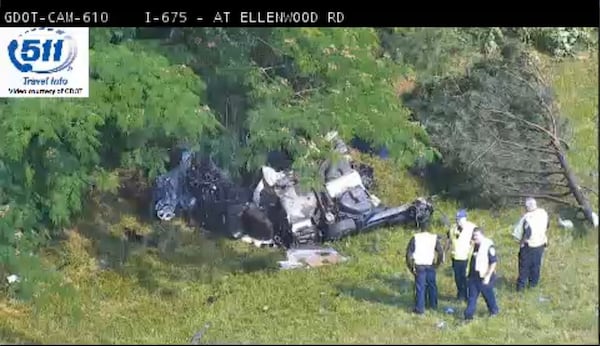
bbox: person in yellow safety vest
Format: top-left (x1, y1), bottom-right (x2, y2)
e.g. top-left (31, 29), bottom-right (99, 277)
top-left (463, 227), bottom-right (499, 320)
top-left (445, 209), bottom-right (477, 302)
top-left (513, 197), bottom-right (549, 291)
top-left (405, 228), bottom-right (444, 314)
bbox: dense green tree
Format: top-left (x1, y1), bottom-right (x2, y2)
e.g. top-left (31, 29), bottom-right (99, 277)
top-left (2, 27), bottom-right (597, 283)
top-left (0, 29), bottom-right (218, 230)
top-left (405, 43), bottom-right (595, 224)
top-left (136, 28), bottom-right (436, 186)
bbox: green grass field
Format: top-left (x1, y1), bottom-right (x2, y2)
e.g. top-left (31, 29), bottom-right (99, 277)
top-left (0, 55), bottom-right (598, 344)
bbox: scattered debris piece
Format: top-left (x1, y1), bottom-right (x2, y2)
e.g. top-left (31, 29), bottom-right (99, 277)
top-left (558, 216), bottom-right (574, 229)
top-left (6, 274), bottom-right (20, 284)
top-left (278, 247), bottom-right (348, 270)
top-left (240, 235), bottom-right (274, 248)
top-left (538, 296), bottom-right (550, 303)
top-left (98, 258), bottom-right (110, 270)
top-left (436, 321), bottom-right (447, 329)
top-left (190, 322), bottom-right (211, 345)
top-left (444, 307), bottom-right (455, 314)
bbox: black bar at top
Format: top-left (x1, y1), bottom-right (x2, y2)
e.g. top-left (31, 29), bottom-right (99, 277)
top-left (0, 3), bottom-right (598, 27)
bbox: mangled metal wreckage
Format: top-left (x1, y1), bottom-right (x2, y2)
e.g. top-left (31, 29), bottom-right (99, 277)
top-left (152, 134), bottom-right (434, 249)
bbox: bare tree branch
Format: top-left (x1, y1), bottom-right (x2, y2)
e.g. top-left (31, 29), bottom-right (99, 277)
top-left (502, 193), bottom-right (579, 208)
top-left (493, 166), bottom-right (564, 176)
top-left (493, 137), bottom-right (557, 154)
top-left (295, 88), bottom-right (319, 96)
top-left (581, 185), bottom-right (599, 197)
top-left (467, 139), bottom-right (498, 169)
top-left (483, 108), bottom-right (562, 142)
top-left (513, 180), bottom-right (570, 189)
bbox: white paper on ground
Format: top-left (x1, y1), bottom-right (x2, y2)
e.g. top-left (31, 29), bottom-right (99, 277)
top-left (278, 247), bottom-right (348, 270)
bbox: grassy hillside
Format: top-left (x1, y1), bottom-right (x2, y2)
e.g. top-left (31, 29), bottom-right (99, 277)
top-left (548, 53), bottom-right (599, 208)
top-left (0, 55), bottom-right (597, 344)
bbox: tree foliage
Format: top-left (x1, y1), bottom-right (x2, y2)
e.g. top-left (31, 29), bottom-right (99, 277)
top-left (1, 27), bottom-right (597, 285)
top-left (138, 28), bottom-right (435, 186)
top-left (0, 29), bottom-right (217, 231)
top-left (404, 44), bottom-right (588, 209)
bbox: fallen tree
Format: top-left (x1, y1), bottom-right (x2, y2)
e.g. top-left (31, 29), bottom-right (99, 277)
top-left (405, 43), bottom-right (596, 226)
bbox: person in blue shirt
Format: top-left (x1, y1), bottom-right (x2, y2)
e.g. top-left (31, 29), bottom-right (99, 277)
top-left (464, 227), bottom-right (499, 320)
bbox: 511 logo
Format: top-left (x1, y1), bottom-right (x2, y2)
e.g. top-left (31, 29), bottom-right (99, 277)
top-left (0, 27), bottom-right (89, 98)
top-left (8, 27), bottom-right (77, 73)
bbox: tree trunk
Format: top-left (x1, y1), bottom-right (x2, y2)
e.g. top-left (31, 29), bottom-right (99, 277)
top-left (554, 141), bottom-right (596, 226)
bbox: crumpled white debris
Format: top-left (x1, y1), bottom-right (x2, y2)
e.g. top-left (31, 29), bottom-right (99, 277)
top-left (6, 274), bottom-right (20, 284)
top-left (278, 247), bottom-right (348, 270)
top-left (240, 235), bottom-right (274, 248)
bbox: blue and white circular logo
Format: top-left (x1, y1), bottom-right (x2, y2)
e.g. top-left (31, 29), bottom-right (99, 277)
top-left (7, 27), bottom-right (78, 74)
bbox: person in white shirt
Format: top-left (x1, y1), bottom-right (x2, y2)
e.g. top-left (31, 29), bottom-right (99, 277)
top-left (464, 227), bottom-right (499, 320)
top-left (405, 228), bottom-right (444, 314)
top-left (513, 197), bottom-right (549, 291)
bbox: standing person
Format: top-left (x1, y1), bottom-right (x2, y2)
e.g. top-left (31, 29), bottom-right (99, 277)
top-left (406, 228), bottom-right (444, 314)
top-left (446, 209), bottom-right (477, 302)
top-left (464, 227), bottom-right (499, 320)
top-left (512, 197), bottom-right (549, 291)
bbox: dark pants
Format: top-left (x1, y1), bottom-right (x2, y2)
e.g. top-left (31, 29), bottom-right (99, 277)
top-left (464, 274), bottom-right (499, 319)
top-left (452, 259), bottom-right (468, 301)
top-left (414, 265), bottom-right (438, 314)
top-left (517, 245), bottom-right (545, 291)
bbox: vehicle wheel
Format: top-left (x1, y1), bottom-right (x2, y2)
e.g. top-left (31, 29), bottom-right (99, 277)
top-left (324, 218), bottom-right (357, 241)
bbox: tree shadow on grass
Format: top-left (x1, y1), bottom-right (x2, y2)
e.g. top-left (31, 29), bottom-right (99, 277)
top-left (68, 192), bottom-right (285, 297)
top-left (124, 228), bottom-right (283, 292)
top-left (334, 271), bottom-right (413, 309)
top-left (336, 273), bottom-right (460, 314)
top-left (494, 274), bottom-right (513, 292)
top-left (0, 327), bottom-right (40, 345)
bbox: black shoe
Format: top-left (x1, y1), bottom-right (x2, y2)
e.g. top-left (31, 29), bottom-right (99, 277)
top-left (413, 308), bottom-right (424, 315)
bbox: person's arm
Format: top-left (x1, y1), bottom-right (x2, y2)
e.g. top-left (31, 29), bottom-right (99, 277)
top-left (483, 246), bottom-right (498, 284)
top-left (435, 235), bottom-right (445, 266)
top-left (252, 180), bottom-right (264, 206)
top-left (520, 221), bottom-right (532, 247)
top-left (444, 229), bottom-right (452, 253)
top-left (405, 237), bottom-right (416, 274)
top-left (546, 214), bottom-right (550, 247)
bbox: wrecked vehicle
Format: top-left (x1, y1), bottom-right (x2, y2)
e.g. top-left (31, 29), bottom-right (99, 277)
top-left (152, 151), bottom-right (251, 237)
top-left (242, 132), bottom-right (434, 247)
top-left (245, 164), bottom-right (434, 248)
top-left (152, 135), bottom-right (434, 248)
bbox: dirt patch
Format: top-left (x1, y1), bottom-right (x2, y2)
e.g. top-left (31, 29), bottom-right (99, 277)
top-left (393, 77), bottom-right (416, 97)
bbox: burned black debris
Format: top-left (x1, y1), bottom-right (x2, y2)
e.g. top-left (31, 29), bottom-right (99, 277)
top-left (152, 135), bottom-right (434, 249)
top-left (152, 151), bottom-right (252, 238)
